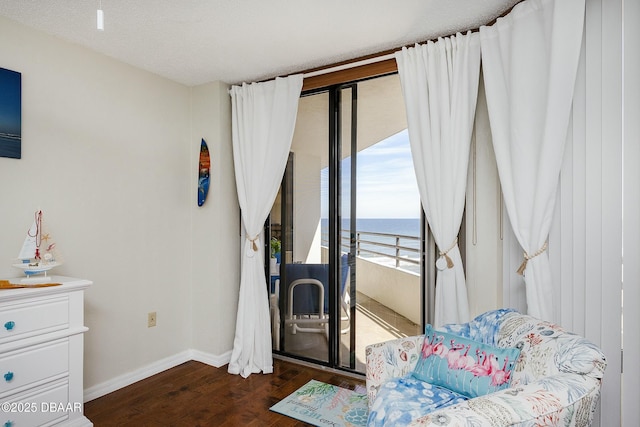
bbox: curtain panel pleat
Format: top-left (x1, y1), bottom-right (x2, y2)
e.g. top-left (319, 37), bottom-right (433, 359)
top-left (395, 32), bottom-right (481, 327)
top-left (480, 0), bottom-right (585, 321)
top-left (228, 74), bottom-right (303, 378)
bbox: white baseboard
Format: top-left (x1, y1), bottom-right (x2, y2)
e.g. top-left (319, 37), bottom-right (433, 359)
top-left (83, 349), bottom-right (231, 402)
top-left (190, 348), bottom-right (232, 367)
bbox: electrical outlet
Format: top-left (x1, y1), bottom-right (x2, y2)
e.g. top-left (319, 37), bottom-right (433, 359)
top-left (148, 312), bottom-right (157, 328)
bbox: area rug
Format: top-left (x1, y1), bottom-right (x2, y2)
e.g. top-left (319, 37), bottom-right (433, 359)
top-left (270, 379), bottom-right (369, 426)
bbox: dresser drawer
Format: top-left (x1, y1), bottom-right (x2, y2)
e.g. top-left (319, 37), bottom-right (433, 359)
top-left (0, 296), bottom-right (69, 344)
top-left (0, 379), bottom-right (70, 426)
top-left (0, 339), bottom-right (68, 397)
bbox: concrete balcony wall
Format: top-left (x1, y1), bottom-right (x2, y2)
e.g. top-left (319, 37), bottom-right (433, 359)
top-left (354, 257), bottom-right (421, 325)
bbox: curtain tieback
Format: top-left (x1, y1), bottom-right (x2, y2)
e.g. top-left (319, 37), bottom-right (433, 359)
top-left (437, 238), bottom-right (458, 270)
top-left (516, 242), bottom-right (548, 276)
top-left (248, 235), bottom-right (259, 252)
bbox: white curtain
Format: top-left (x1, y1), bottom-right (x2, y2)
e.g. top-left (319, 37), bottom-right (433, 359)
top-left (228, 74), bottom-right (303, 377)
top-left (395, 32), bottom-right (481, 327)
top-left (480, 0), bottom-right (585, 320)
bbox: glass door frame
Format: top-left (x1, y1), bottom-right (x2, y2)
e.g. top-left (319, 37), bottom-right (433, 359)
top-left (327, 83), bottom-right (359, 370)
top-left (270, 74), bottom-right (432, 375)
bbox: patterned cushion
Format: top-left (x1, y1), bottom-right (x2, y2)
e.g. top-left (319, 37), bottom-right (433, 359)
top-left (496, 313), bottom-right (607, 386)
top-left (412, 325), bottom-right (521, 398)
top-left (367, 375), bottom-right (468, 427)
top-left (441, 308), bottom-right (517, 346)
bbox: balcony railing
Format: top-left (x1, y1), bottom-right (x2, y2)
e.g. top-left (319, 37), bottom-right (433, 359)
top-left (322, 229), bottom-right (421, 272)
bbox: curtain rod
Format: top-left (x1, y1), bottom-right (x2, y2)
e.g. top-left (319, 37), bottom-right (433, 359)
top-left (302, 52), bottom-right (397, 79)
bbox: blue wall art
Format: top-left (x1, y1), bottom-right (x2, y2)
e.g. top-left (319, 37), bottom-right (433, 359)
top-left (0, 67), bottom-right (22, 159)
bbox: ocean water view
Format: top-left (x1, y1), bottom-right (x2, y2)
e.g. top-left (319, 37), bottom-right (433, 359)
top-left (0, 134), bottom-right (21, 159)
top-left (321, 218), bottom-right (421, 273)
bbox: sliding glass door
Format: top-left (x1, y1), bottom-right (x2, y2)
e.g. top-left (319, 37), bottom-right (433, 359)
top-left (269, 73), bottom-right (424, 373)
top-left (268, 90), bottom-right (331, 363)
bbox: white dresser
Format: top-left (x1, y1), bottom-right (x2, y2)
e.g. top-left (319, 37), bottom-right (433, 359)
top-left (0, 276), bottom-right (92, 427)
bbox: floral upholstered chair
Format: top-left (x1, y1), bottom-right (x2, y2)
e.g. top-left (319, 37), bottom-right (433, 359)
top-left (365, 309), bottom-right (607, 427)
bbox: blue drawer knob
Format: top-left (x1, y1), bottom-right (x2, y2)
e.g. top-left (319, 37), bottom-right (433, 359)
top-left (3, 321), bottom-right (15, 331)
top-left (4, 421), bottom-right (13, 427)
top-left (3, 372), bottom-right (13, 382)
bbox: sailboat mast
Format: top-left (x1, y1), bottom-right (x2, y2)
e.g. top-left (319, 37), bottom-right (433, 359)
top-left (17, 210), bottom-right (42, 261)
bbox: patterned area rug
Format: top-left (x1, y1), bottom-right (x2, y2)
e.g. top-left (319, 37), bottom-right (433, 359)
top-left (270, 379), bottom-right (369, 426)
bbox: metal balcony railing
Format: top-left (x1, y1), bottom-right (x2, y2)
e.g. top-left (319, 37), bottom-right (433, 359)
top-left (322, 229), bottom-right (421, 270)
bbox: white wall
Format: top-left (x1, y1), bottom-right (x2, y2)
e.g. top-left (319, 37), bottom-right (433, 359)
top-left (292, 151), bottom-right (322, 263)
top-left (0, 16), bottom-right (239, 398)
top-left (190, 81), bottom-right (240, 360)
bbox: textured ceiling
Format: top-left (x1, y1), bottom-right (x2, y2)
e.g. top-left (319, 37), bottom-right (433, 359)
top-left (0, 0), bottom-right (519, 87)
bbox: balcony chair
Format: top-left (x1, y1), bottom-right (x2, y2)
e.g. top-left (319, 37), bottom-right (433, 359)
top-left (366, 309), bottom-right (607, 427)
top-left (283, 253), bottom-right (350, 337)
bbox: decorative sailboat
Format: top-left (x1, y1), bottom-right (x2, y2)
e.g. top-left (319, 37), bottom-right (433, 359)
top-left (13, 210), bottom-right (62, 282)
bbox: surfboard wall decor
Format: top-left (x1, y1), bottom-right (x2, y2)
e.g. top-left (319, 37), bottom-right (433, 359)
top-left (197, 138), bottom-right (210, 206)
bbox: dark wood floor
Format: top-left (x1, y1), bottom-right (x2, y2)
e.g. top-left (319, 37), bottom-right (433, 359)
top-left (84, 358), bottom-right (366, 426)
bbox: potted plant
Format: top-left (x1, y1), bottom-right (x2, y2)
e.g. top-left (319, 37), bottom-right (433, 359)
top-left (270, 237), bottom-right (281, 276)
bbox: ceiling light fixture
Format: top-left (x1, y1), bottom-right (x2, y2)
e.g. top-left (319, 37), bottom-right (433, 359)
top-left (97, 1), bottom-right (104, 31)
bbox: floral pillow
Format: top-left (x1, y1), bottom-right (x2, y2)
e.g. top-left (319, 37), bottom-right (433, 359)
top-left (412, 324), bottom-right (521, 398)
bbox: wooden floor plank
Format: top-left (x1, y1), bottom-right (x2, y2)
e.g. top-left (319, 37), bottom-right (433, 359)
top-left (84, 358), bottom-right (366, 426)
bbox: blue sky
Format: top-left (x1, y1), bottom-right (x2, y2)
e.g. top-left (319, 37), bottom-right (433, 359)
top-left (322, 129), bottom-right (421, 219)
